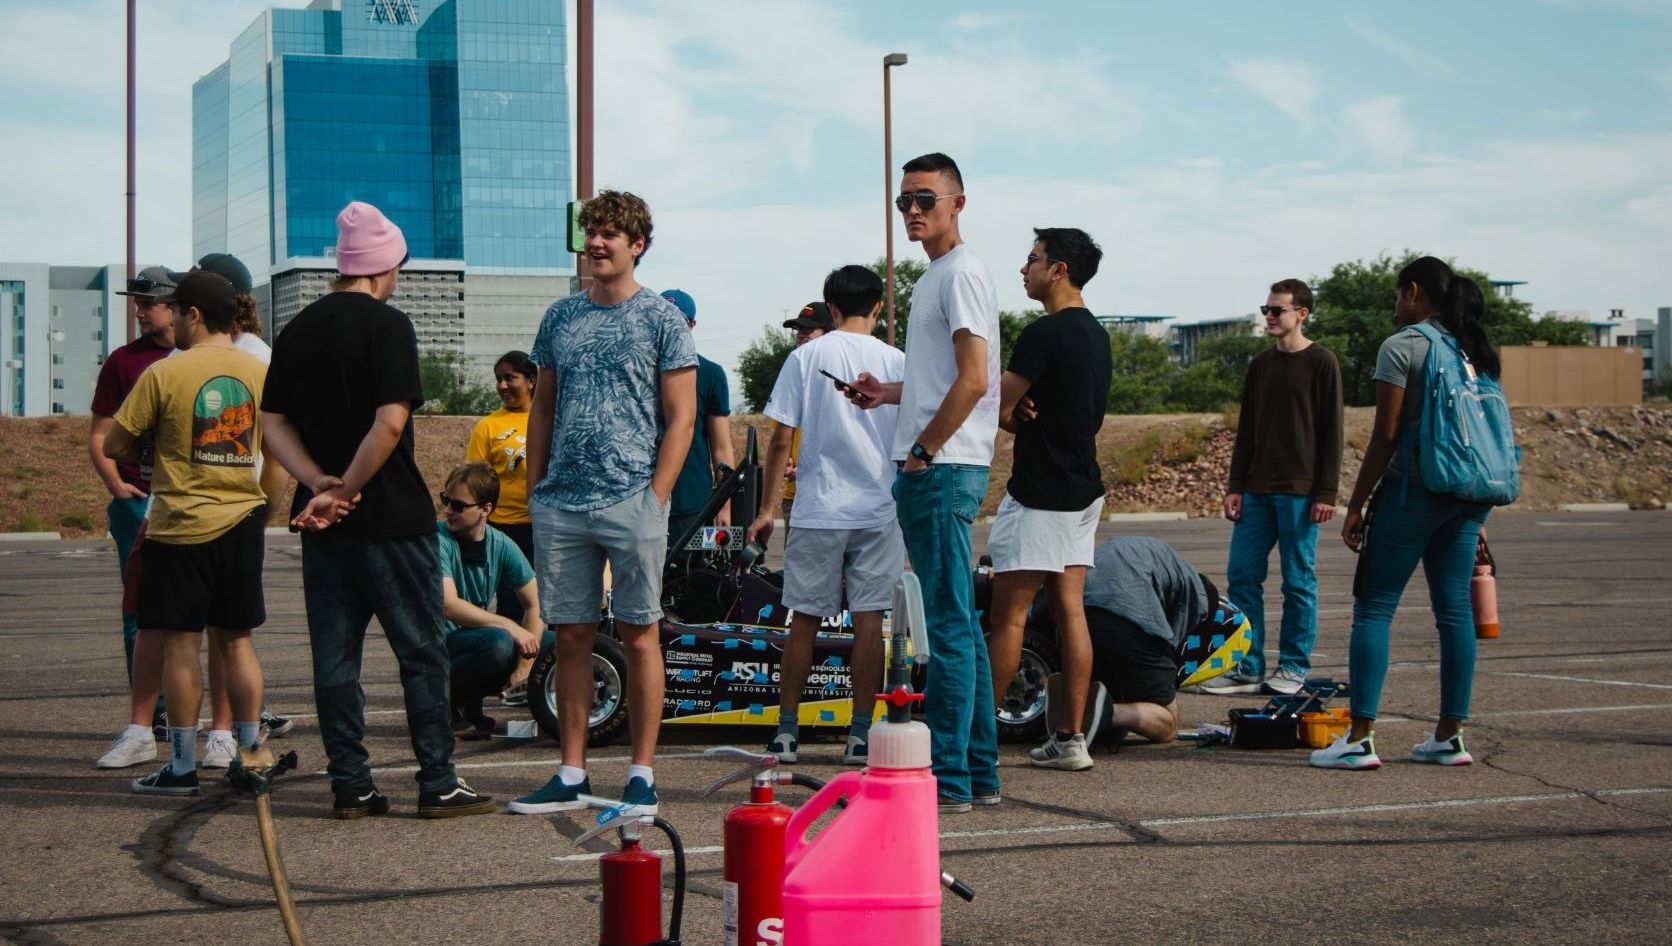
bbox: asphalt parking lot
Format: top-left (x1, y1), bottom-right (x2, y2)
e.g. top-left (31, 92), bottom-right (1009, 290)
top-left (2, 511), bottom-right (1669, 945)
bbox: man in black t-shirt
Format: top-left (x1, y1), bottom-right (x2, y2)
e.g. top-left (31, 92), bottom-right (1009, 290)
top-left (261, 201), bottom-right (493, 820)
top-left (988, 227), bottom-right (1113, 772)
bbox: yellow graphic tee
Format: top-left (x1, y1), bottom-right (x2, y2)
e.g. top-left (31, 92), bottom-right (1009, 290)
top-left (467, 408), bottom-right (531, 525)
top-left (113, 346), bottom-right (267, 544)
top-left (783, 426), bottom-right (801, 501)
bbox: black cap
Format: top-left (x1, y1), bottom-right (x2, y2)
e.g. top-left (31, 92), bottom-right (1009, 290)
top-left (192, 253), bottom-right (253, 295)
top-left (782, 301), bottom-right (834, 332)
top-left (171, 271), bottom-right (238, 327)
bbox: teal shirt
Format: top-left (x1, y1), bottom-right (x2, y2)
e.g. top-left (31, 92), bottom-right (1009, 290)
top-left (435, 521), bottom-right (536, 632)
top-left (671, 354), bottom-right (733, 517)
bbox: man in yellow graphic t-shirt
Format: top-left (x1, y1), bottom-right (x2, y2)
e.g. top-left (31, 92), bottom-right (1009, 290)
top-left (106, 271), bottom-right (273, 798)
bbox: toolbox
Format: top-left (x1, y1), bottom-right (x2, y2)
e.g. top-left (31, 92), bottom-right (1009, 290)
top-left (1227, 678), bottom-right (1351, 749)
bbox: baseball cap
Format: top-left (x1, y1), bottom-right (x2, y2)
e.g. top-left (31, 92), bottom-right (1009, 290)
top-left (191, 253), bottom-right (253, 296)
top-left (115, 266), bottom-right (182, 300)
top-left (170, 271), bottom-right (238, 326)
top-left (660, 288), bottom-right (697, 322)
top-left (782, 301), bottom-right (834, 333)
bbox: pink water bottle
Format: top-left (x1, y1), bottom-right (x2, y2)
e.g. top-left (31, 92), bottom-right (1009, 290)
top-left (781, 575), bottom-right (943, 946)
top-left (1472, 536), bottom-right (1499, 640)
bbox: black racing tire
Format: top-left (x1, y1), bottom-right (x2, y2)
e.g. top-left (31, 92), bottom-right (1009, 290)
top-left (528, 633), bottom-right (630, 748)
top-left (994, 625), bottom-right (1059, 743)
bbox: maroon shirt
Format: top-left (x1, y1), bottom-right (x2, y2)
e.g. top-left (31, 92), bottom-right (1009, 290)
top-left (91, 336), bottom-right (171, 493)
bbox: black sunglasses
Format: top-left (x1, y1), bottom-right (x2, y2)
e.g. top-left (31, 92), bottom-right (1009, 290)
top-left (1259, 305), bottom-right (1301, 316)
top-left (438, 492), bottom-right (484, 513)
top-left (125, 275), bottom-right (172, 295)
top-left (894, 191), bottom-right (961, 214)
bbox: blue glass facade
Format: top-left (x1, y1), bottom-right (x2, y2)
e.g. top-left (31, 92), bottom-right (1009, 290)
top-left (193, 0), bottom-right (570, 276)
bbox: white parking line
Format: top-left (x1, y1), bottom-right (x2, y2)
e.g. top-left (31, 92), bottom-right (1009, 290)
top-left (351, 750), bottom-right (715, 776)
top-left (1490, 671), bottom-right (1672, 691)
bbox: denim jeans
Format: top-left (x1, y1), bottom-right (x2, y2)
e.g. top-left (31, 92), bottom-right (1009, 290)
top-left (1348, 480), bottom-right (1490, 721)
top-left (447, 626), bottom-right (517, 709)
top-left (108, 496), bottom-right (148, 679)
top-left (1225, 492), bottom-right (1319, 678)
top-left (893, 463), bottom-right (997, 802)
top-left (300, 532), bottom-right (457, 795)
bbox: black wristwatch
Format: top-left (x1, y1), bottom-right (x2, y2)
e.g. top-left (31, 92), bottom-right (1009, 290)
top-left (910, 442), bottom-right (935, 464)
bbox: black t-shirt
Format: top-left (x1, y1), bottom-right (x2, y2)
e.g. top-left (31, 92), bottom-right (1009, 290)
top-left (261, 291), bottom-right (433, 540)
top-left (1004, 307), bottom-right (1112, 511)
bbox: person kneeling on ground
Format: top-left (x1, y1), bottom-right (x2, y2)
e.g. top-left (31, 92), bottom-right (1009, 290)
top-left (437, 462), bottom-right (543, 739)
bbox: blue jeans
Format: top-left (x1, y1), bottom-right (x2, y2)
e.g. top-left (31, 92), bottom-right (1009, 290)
top-left (300, 532), bottom-right (457, 795)
top-left (108, 496), bottom-right (148, 679)
top-left (1225, 492), bottom-right (1319, 678)
top-left (447, 626), bottom-right (517, 710)
top-left (893, 463), bottom-right (997, 802)
top-left (1348, 480), bottom-right (1490, 721)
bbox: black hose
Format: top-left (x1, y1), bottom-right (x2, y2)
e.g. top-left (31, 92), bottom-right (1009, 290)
top-left (650, 816), bottom-right (684, 946)
top-left (788, 773), bottom-right (827, 792)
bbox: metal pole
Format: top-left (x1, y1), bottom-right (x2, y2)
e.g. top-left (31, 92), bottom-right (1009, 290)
top-left (883, 61), bottom-right (894, 347)
top-left (575, 0), bottom-right (594, 291)
top-left (126, 0), bottom-right (137, 342)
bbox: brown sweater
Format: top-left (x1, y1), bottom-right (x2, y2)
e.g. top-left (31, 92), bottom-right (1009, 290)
top-left (1226, 343), bottom-right (1344, 505)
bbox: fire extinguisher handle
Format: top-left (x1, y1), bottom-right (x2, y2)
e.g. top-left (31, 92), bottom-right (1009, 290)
top-left (783, 769), bottom-right (862, 876)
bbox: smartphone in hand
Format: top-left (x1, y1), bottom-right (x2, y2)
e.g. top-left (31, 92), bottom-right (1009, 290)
top-left (819, 368), bottom-right (871, 402)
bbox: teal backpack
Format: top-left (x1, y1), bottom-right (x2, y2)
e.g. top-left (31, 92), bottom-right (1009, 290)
top-left (1400, 321), bottom-right (1521, 506)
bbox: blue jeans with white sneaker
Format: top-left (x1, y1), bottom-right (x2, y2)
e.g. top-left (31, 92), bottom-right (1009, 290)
top-left (1226, 492), bottom-right (1319, 679)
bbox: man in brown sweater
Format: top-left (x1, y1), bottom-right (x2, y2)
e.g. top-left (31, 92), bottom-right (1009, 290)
top-left (1202, 278), bottom-right (1343, 697)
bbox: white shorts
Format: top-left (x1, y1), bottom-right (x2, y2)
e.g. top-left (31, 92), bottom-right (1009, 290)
top-left (988, 494), bottom-right (1103, 573)
top-left (781, 523), bottom-right (905, 616)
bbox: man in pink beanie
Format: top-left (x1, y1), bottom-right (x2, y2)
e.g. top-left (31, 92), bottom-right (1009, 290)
top-left (262, 200), bottom-right (494, 819)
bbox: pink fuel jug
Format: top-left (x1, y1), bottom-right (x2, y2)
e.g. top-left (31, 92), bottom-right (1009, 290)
top-left (781, 575), bottom-right (943, 946)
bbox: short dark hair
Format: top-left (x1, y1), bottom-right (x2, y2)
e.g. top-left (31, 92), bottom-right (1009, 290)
top-left (494, 350), bottom-right (537, 382)
top-left (1269, 278), bottom-right (1314, 312)
top-left (1031, 228), bottom-right (1102, 289)
top-left (445, 461), bottom-right (500, 508)
top-left (901, 152), bottom-right (964, 192)
top-left (822, 265), bottom-right (884, 320)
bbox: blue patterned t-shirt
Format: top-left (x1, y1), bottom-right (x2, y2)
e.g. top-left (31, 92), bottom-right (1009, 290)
top-left (529, 286), bottom-right (699, 511)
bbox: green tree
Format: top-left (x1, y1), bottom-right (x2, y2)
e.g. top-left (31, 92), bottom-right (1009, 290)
top-left (868, 257), bottom-right (926, 346)
top-left (735, 326), bottom-right (797, 413)
top-left (1106, 332), bottom-right (1175, 413)
top-left (998, 309), bottom-right (1042, 368)
top-left (1528, 315), bottom-right (1590, 346)
top-left (418, 350), bottom-right (499, 415)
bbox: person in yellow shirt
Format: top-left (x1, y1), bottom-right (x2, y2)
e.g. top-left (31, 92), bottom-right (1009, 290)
top-left (777, 302), bottom-right (832, 533)
top-left (467, 350), bottom-right (537, 702)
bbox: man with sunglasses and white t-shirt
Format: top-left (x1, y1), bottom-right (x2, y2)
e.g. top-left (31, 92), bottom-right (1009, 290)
top-left (849, 151), bottom-right (1001, 814)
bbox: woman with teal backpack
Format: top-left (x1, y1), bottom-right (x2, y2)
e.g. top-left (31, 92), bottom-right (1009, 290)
top-left (1313, 257), bottom-right (1507, 770)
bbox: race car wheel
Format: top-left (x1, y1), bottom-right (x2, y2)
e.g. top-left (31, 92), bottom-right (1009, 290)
top-left (529, 634), bottom-right (630, 748)
top-left (995, 626), bottom-right (1058, 742)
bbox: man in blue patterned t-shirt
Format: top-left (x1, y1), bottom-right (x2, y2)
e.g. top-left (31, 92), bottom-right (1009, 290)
top-left (509, 190), bottom-right (697, 817)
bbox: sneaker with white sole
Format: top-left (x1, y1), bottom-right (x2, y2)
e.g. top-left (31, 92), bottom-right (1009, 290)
top-left (200, 731), bottom-right (238, 770)
top-left (260, 709), bottom-right (294, 738)
top-left (1309, 731), bottom-right (1381, 770)
top-left (767, 730), bottom-right (799, 764)
top-left (508, 774), bottom-right (593, 814)
top-left (937, 794), bottom-right (972, 814)
top-left (418, 778), bottom-right (495, 818)
top-left (95, 727), bottom-right (157, 769)
top-left (1262, 667), bottom-right (1308, 696)
top-left (132, 764), bottom-right (200, 796)
top-left (1412, 732), bottom-right (1473, 766)
top-left (842, 732), bottom-right (868, 766)
top-left (1196, 671), bottom-right (1264, 695)
top-left (1029, 732), bottom-right (1094, 771)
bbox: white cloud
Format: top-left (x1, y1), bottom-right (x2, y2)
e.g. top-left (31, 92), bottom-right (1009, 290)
top-left (1343, 16), bottom-right (1453, 79)
top-left (952, 12), bottom-right (1024, 32)
top-left (1340, 96), bottom-right (1414, 157)
top-left (1227, 58), bottom-right (1320, 128)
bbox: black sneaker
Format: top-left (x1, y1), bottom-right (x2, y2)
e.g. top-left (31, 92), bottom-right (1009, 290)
top-left (451, 704), bottom-right (495, 741)
top-left (151, 708), bottom-right (168, 741)
top-left (132, 764), bottom-right (200, 797)
top-left (333, 786), bottom-right (391, 820)
top-left (419, 779), bottom-right (496, 819)
top-left (260, 709), bottom-right (295, 739)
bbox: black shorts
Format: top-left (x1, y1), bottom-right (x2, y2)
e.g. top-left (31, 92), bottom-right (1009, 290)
top-left (1087, 606), bottom-right (1179, 707)
top-left (136, 509), bottom-right (267, 632)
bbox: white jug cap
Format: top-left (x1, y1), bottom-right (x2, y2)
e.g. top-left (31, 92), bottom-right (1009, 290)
top-left (867, 718), bottom-right (931, 769)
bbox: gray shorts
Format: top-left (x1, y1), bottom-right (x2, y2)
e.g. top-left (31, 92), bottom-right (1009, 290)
top-left (782, 523), bottom-right (905, 616)
top-left (531, 487), bottom-right (669, 626)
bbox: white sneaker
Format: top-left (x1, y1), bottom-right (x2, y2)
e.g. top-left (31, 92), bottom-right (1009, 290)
top-left (1029, 733), bottom-right (1093, 771)
top-left (1309, 731), bottom-right (1381, 770)
top-left (1196, 671), bottom-right (1264, 695)
top-left (200, 730), bottom-right (239, 770)
top-left (95, 727), bottom-right (157, 769)
top-left (1412, 732), bottom-right (1473, 766)
top-left (1262, 667), bottom-right (1308, 696)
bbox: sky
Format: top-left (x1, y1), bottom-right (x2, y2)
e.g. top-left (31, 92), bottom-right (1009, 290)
top-left (3, 0), bottom-right (1670, 379)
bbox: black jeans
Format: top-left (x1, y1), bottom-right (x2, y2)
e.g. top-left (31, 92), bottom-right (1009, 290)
top-left (301, 532), bottom-right (456, 795)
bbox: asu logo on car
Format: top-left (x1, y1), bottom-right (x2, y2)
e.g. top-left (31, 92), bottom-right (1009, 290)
top-left (191, 375), bottom-right (258, 467)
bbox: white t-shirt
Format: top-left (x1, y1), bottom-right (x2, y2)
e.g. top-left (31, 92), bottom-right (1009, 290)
top-left (891, 244), bottom-right (1000, 465)
top-left (167, 332), bottom-right (272, 365)
top-left (764, 330), bottom-right (906, 530)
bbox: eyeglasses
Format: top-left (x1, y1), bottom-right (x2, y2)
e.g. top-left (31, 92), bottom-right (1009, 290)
top-left (1025, 254), bottom-right (1061, 270)
top-left (438, 492), bottom-right (484, 513)
top-left (894, 191), bottom-right (962, 214)
top-left (1259, 305), bottom-right (1301, 316)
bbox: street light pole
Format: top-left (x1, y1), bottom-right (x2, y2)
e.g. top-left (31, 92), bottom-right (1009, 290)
top-left (575, 0), bottom-right (594, 291)
top-left (126, 0), bottom-right (137, 343)
top-left (883, 52), bottom-right (907, 347)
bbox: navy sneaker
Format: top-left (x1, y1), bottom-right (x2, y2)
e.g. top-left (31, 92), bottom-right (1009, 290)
top-left (260, 709), bottom-right (295, 739)
top-left (333, 786), bottom-right (390, 820)
top-left (767, 730), bottom-right (798, 764)
top-left (842, 731), bottom-right (868, 766)
top-left (132, 764), bottom-right (200, 797)
top-left (621, 776), bottom-right (659, 815)
top-left (418, 778), bottom-right (495, 819)
top-left (971, 789), bottom-right (1002, 807)
top-left (937, 793), bottom-right (972, 815)
top-left (508, 774), bottom-right (592, 814)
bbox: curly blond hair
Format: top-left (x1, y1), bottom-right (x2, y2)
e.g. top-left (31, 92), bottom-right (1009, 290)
top-left (578, 190), bottom-right (654, 264)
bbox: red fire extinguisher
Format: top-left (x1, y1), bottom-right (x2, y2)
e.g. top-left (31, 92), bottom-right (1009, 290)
top-left (703, 746), bottom-right (825, 946)
top-left (576, 810), bottom-right (686, 946)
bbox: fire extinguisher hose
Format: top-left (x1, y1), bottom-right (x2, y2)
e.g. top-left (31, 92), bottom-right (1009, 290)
top-left (649, 816), bottom-right (685, 946)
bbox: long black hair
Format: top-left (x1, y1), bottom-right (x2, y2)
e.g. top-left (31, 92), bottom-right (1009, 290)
top-left (493, 349), bottom-right (537, 382)
top-left (1396, 256), bottom-right (1501, 379)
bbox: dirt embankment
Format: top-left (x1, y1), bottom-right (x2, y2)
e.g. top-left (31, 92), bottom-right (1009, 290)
top-left (5, 406), bottom-right (1668, 537)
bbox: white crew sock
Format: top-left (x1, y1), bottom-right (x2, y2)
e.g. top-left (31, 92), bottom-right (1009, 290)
top-left (559, 765), bottom-right (587, 786)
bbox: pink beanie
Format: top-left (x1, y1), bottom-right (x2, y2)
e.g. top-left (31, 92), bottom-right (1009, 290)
top-left (334, 201), bottom-right (408, 276)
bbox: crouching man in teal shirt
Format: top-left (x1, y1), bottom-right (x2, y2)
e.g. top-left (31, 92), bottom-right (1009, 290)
top-left (438, 462), bottom-right (543, 737)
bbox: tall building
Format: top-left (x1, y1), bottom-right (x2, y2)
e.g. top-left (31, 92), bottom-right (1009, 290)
top-left (0, 264), bottom-right (131, 417)
top-left (193, 0), bottom-right (572, 375)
